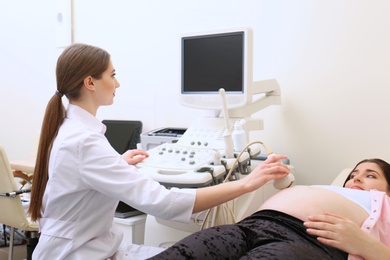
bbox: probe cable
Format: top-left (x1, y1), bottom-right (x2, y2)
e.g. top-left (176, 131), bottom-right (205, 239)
top-left (195, 140), bottom-right (274, 230)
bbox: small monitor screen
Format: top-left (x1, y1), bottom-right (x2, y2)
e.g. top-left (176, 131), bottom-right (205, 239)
top-left (182, 31), bottom-right (244, 93)
top-left (102, 120), bottom-right (142, 154)
top-left (102, 120), bottom-right (144, 218)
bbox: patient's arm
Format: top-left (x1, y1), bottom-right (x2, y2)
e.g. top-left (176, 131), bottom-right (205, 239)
top-left (304, 212), bottom-right (390, 260)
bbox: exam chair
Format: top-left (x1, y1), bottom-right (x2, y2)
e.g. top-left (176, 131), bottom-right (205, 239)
top-left (9, 132), bottom-right (38, 179)
top-left (331, 168), bottom-right (352, 187)
top-left (0, 145), bottom-right (39, 260)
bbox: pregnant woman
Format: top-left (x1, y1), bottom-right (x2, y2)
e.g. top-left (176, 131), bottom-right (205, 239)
top-left (149, 158), bottom-right (390, 260)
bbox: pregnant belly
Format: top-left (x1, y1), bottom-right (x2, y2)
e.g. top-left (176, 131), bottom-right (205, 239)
top-left (259, 185), bottom-right (368, 226)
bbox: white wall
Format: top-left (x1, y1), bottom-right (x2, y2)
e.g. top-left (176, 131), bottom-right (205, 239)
top-left (1, 0), bottom-right (390, 185)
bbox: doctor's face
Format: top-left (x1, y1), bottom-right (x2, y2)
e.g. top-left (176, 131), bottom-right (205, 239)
top-left (93, 60), bottom-right (120, 106)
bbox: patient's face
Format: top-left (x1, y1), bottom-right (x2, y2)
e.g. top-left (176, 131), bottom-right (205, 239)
top-left (344, 162), bottom-right (390, 195)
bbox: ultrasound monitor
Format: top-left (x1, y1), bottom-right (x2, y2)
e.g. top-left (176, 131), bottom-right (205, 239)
top-left (102, 120), bottom-right (144, 218)
top-left (180, 27), bottom-right (254, 110)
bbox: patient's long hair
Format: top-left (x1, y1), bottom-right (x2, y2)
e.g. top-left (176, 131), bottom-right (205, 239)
top-left (28, 44), bottom-right (110, 221)
top-left (343, 158), bottom-right (390, 191)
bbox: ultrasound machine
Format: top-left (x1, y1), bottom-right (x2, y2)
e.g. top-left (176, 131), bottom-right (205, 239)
top-left (137, 27), bottom-right (283, 188)
top-left (105, 27), bottom-right (294, 248)
top-left (132, 27), bottom-right (294, 247)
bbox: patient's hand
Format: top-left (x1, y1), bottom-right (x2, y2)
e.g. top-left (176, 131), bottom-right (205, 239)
top-left (121, 149), bottom-right (149, 165)
top-left (304, 212), bottom-right (387, 258)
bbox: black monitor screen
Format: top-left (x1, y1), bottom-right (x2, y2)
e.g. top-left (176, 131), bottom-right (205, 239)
top-left (102, 120), bottom-right (142, 218)
top-left (182, 31), bottom-right (244, 93)
top-left (102, 120), bottom-right (144, 217)
top-left (102, 120), bottom-right (142, 154)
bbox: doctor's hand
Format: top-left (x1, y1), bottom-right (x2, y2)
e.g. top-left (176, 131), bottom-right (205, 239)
top-left (241, 154), bottom-right (290, 191)
top-left (304, 211), bottom-right (384, 258)
top-left (121, 149), bottom-right (149, 165)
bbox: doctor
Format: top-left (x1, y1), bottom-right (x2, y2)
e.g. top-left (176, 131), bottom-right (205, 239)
top-left (28, 43), bottom-right (290, 259)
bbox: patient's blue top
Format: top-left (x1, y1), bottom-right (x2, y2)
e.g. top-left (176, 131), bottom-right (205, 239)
top-left (313, 185), bottom-right (371, 213)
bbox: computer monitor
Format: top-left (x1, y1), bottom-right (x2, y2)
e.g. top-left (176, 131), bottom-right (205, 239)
top-left (102, 120), bottom-right (142, 154)
top-left (102, 120), bottom-right (144, 218)
top-left (180, 27), bottom-right (254, 110)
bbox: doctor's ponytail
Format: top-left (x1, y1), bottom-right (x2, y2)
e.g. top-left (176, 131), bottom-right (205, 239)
top-left (28, 43), bottom-right (110, 221)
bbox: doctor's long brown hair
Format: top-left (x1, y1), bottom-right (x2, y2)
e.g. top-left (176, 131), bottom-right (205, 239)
top-left (28, 44), bottom-right (111, 221)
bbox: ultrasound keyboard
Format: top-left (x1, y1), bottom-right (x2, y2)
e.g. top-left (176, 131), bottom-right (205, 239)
top-left (137, 143), bottom-right (220, 170)
top-left (136, 117), bottom-right (256, 187)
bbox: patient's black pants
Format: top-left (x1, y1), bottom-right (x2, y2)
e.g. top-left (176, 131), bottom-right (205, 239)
top-left (148, 210), bottom-right (348, 260)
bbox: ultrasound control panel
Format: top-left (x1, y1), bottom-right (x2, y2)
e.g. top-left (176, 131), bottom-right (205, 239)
top-left (137, 118), bottom-right (256, 188)
top-left (137, 143), bottom-right (220, 170)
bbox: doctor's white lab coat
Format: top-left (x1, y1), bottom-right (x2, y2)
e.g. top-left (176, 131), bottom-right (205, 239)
top-left (32, 104), bottom-right (196, 259)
